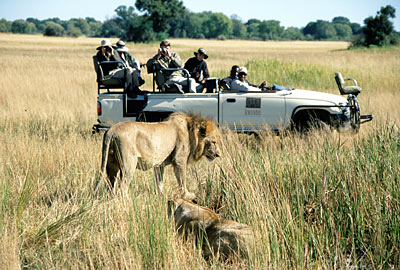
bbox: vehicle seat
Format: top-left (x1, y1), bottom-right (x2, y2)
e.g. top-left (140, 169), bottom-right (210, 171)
top-left (93, 55), bottom-right (126, 92)
top-left (335, 72), bottom-right (361, 96)
top-left (220, 77), bottom-right (232, 90)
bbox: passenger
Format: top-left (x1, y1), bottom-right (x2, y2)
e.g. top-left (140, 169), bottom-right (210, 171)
top-left (231, 67), bottom-right (270, 91)
top-left (146, 40), bottom-right (200, 93)
top-left (113, 40), bottom-right (144, 88)
top-left (95, 39), bottom-right (137, 89)
top-left (220, 65), bottom-right (240, 90)
top-left (184, 48), bottom-right (210, 93)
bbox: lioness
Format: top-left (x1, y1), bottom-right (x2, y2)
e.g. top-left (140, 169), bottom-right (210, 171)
top-left (169, 198), bottom-right (254, 260)
top-left (98, 113), bottom-right (220, 199)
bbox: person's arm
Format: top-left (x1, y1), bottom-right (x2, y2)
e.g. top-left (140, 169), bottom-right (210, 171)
top-left (232, 79), bottom-right (261, 91)
top-left (202, 62), bottom-right (210, 80)
top-left (169, 52), bottom-right (183, 68)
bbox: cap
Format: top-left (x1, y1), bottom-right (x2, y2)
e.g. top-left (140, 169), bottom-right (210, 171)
top-left (238, 67), bottom-right (248, 75)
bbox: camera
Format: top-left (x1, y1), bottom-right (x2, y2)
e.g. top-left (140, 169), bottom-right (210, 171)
top-left (105, 46), bottom-right (112, 53)
top-left (160, 47), bottom-right (167, 55)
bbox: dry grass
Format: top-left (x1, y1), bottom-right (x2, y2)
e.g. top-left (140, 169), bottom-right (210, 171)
top-left (1, 33), bottom-right (400, 269)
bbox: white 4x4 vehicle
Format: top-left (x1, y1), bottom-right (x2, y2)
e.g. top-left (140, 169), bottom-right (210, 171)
top-left (92, 62), bottom-right (372, 133)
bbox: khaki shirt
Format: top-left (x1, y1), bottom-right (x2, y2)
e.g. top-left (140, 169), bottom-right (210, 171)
top-left (146, 52), bottom-right (183, 87)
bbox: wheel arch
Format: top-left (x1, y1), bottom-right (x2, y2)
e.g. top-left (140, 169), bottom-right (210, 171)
top-left (291, 107), bottom-right (334, 131)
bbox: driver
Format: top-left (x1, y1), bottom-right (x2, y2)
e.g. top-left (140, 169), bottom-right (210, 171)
top-left (231, 67), bottom-right (270, 91)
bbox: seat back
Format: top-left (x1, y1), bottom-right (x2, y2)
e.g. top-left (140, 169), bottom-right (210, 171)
top-left (93, 55), bottom-right (125, 93)
top-left (93, 55), bottom-right (104, 82)
top-left (205, 78), bottom-right (219, 93)
top-left (335, 72), bottom-right (346, 95)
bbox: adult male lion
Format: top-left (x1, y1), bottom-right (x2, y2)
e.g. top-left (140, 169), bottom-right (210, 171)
top-left (98, 113), bottom-right (220, 199)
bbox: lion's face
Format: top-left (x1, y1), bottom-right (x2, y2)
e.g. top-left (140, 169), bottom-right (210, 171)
top-left (202, 133), bottom-right (221, 161)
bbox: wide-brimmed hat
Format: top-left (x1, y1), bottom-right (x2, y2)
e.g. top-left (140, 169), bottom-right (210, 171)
top-left (238, 67), bottom-right (248, 75)
top-left (114, 40), bottom-right (129, 52)
top-left (97, 39), bottom-right (112, 50)
top-left (194, 48), bottom-right (208, 59)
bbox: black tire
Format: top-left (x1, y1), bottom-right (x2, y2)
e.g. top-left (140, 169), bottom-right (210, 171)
top-left (348, 95), bottom-right (360, 131)
top-left (292, 109), bottom-right (331, 133)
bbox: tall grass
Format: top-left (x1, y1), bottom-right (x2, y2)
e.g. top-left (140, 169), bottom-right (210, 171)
top-left (0, 34), bottom-right (399, 269)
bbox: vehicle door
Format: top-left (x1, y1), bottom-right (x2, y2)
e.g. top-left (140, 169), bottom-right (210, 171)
top-left (219, 90), bottom-right (289, 131)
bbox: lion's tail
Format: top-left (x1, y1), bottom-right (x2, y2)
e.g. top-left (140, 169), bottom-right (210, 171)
top-left (94, 129), bottom-right (113, 195)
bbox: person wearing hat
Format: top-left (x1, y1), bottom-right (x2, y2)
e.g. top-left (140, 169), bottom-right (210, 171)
top-left (96, 39), bottom-right (118, 75)
top-left (231, 67), bottom-right (269, 91)
top-left (114, 40), bottom-right (144, 88)
top-left (146, 40), bottom-right (199, 93)
top-left (184, 48), bottom-right (210, 92)
top-left (220, 65), bottom-right (240, 90)
top-left (95, 39), bottom-right (136, 89)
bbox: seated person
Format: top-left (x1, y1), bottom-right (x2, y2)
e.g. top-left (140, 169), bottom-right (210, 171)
top-left (184, 48), bottom-right (210, 93)
top-left (220, 65), bottom-right (239, 90)
top-left (146, 40), bottom-right (201, 93)
top-left (113, 40), bottom-right (144, 89)
top-left (231, 67), bottom-right (269, 91)
top-left (95, 39), bottom-right (137, 89)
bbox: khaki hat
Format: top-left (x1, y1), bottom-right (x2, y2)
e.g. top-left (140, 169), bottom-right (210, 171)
top-left (97, 39), bottom-right (112, 50)
top-left (114, 40), bottom-right (129, 52)
top-left (194, 48), bottom-right (208, 59)
top-left (238, 67), bottom-right (248, 74)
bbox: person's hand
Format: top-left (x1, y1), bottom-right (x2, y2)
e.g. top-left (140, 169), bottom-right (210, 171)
top-left (195, 72), bottom-right (200, 78)
top-left (164, 49), bottom-right (171, 58)
top-left (259, 81), bottom-right (268, 88)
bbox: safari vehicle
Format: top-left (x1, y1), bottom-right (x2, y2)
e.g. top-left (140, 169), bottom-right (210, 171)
top-left (92, 58), bottom-right (373, 133)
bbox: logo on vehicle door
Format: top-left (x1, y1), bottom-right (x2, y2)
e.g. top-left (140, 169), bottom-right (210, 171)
top-left (246, 97), bottom-right (261, 108)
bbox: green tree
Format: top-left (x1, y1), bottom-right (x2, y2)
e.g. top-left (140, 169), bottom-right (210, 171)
top-left (334, 23), bottom-right (353, 40)
top-left (232, 18), bottom-right (247, 39)
top-left (0, 19), bottom-right (11, 32)
top-left (11, 20), bottom-right (36, 34)
top-left (363, 5), bottom-right (396, 46)
top-left (245, 19), bottom-right (261, 40)
top-left (350, 22), bottom-right (362, 34)
top-left (135, 0), bottom-right (185, 33)
top-left (67, 27), bottom-right (82, 37)
top-left (99, 19), bottom-right (123, 38)
top-left (44, 21), bottom-right (65, 36)
top-left (183, 12), bottom-right (210, 38)
top-left (202, 13), bottom-right (232, 39)
top-left (303, 20), bottom-right (336, 40)
top-left (258, 20), bottom-right (284, 40)
top-left (281, 27), bottom-right (304, 40)
top-left (74, 18), bottom-right (90, 36)
top-left (332, 16), bottom-right (350, 25)
top-left (125, 15), bottom-right (157, 42)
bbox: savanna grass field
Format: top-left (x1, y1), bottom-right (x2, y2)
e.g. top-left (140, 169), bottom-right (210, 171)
top-left (1, 33), bottom-right (400, 269)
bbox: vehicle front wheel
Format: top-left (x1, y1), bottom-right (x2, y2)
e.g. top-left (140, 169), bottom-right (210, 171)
top-left (292, 109), bottom-right (332, 133)
top-left (347, 95), bottom-right (360, 132)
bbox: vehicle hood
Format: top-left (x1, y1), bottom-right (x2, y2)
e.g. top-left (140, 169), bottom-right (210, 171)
top-left (286, 89), bottom-right (348, 105)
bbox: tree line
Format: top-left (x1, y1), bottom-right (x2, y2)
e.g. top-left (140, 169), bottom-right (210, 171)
top-left (0, 1), bottom-right (398, 47)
